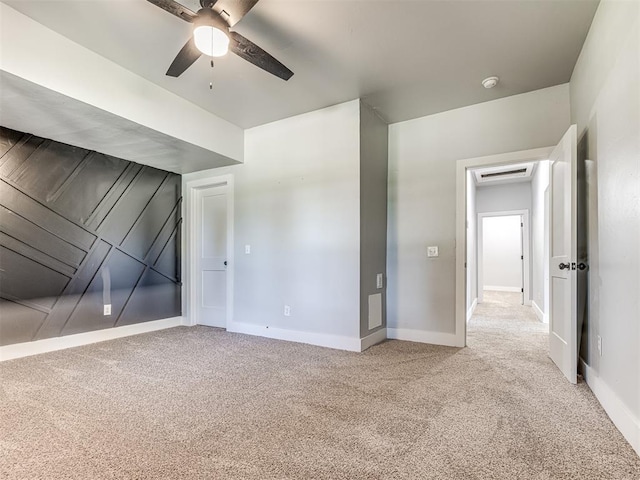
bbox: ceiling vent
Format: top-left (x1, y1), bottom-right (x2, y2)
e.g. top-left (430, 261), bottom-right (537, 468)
top-left (481, 167), bottom-right (527, 178)
top-left (473, 162), bottom-right (535, 185)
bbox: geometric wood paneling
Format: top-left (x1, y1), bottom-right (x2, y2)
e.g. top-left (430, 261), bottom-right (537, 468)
top-left (122, 174), bottom-right (181, 260)
top-left (61, 249), bottom-right (146, 336)
top-left (10, 139), bottom-right (88, 203)
top-left (97, 166), bottom-right (167, 246)
top-left (0, 126), bottom-right (182, 346)
top-left (0, 205), bottom-right (87, 267)
top-left (0, 245), bottom-right (69, 310)
top-left (52, 151), bottom-right (129, 225)
top-left (153, 224), bottom-right (181, 281)
top-left (0, 180), bottom-right (96, 251)
top-left (0, 299), bottom-right (48, 347)
top-left (115, 268), bottom-right (181, 327)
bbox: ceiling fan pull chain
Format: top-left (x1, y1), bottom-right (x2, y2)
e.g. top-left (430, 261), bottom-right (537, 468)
top-left (209, 30), bottom-right (214, 90)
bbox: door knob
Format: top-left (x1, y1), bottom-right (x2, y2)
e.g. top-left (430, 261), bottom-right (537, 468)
top-left (577, 262), bottom-right (587, 270)
top-left (224, 261), bottom-right (227, 266)
top-left (559, 263), bottom-right (570, 270)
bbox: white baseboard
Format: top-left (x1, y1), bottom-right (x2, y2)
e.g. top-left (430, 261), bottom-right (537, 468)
top-left (580, 359), bottom-right (640, 456)
top-left (360, 328), bottom-right (387, 351)
top-left (387, 327), bottom-right (463, 348)
top-left (226, 321), bottom-right (363, 352)
top-left (0, 316), bottom-right (186, 362)
top-left (532, 300), bottom-right (548, 323)
top-left (467, 298), bottom-right (478, 323)
top-left (484, 286), bottom-right (521, 292)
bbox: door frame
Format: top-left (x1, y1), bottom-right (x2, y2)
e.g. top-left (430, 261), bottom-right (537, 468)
top-left (456, 147), bottom-right (553, 347)
top-left (477, 210), bottom-right (530, 305)
top-left (184, 174), bottom-right (234, 328)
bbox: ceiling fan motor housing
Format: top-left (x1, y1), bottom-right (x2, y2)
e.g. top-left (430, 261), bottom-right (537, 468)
top-left (195, 8), bottom-right (229, 32)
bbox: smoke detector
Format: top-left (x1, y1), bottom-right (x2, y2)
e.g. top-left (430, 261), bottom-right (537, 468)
top-left (482, 76), bottom-right (499, 89)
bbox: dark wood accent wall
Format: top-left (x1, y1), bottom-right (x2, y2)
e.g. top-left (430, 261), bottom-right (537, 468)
top-left (0, 127), bottom-right (182, 346)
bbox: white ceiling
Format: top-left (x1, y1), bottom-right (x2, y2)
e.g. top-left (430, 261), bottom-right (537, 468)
top-left (4, 0), bottom-right (598, 129)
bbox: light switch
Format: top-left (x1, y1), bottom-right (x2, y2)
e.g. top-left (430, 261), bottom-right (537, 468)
top-left (245, 245), bottom-right (251, 254)
top-left (427, 246), bottom-right (439, 257)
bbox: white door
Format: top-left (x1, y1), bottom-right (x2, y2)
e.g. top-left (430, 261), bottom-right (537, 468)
top-left (196, 185), bottom-right (227, 327)
top-left (549, 125), bottom-right (578, 384)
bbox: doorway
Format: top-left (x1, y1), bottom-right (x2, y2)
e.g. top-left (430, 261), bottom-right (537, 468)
top-left (478, 211), bottom-right (530, 306)
top-left (185, 175), bottom-right (234, 329)
top-left (455, 146), bottom-right (553, 347)
top-left (456, 126), bottom-right (579, 384)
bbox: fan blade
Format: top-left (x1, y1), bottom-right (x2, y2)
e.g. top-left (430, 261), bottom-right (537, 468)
top-left (229, 32), bottom-right (293, 81)
top-left (146, 0), bottom-right (197, 23)
top-left (166, 38), bottom-right (202, 77)
top-left (213, 0), bottom-right (260, 27)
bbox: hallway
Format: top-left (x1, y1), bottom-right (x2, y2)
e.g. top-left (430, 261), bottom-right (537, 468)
top-left (470, 290), bottom-right (546, 339)
top-left (467, 291), bottom-right (639, 477)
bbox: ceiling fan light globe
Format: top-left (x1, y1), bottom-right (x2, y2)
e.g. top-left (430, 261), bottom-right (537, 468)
top-left (194, 26), bottom-right (229, 57)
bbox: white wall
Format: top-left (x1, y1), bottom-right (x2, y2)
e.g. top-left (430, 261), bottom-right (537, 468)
top-left (482, 216), bottom-right (522, 291)
top-left (184, 101), bottom-right (362, 341)
top-left (476, 182), bottom-right (532, 213)
top-left (570, 0), bottom-right (639, 454)
top-left (388, 84), bottom-right (570, 336)
top-left (531, 161), bottom-right (550, 321)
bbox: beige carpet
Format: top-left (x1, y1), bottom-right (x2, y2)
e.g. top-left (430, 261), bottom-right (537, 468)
top-left (1, 293), bottom-right (638, 479)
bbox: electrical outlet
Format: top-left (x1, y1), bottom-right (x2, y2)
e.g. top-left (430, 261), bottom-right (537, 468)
top-left (427, 246), bottom-right (439, 257)
top-left (245, 245), bottom-right (251, 254)
top-left (103, 304), bottom-right (111, 316)
top-left (597, 335), bottom-right (602, 356)
top-left (284, 305), bottom-right (291, 316)
top-left (376, 273), bottom-right (384, 289)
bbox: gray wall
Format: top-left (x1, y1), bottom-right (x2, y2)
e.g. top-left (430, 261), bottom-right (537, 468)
top-left (388, 84), bottom-right (570, 335)
top-left (184, 101), bottom-right (362, 340)
top-left (531, 161), bottom-right (550, 319)
top-left (0, 126), bottom-right (182, 346)
top-left (570, 0), bottom-right (639, 442)
top-left (359, 102), bottom-right (389, 338)
top-left (476, 182), bottom-right (532, 213)
top-left (184, 100), bottom-right (388, 344)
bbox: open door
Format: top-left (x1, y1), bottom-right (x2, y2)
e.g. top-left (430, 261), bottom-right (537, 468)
top-left (549, 125), bottom-right (578, 384)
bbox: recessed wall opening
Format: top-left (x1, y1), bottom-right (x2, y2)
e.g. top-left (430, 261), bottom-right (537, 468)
top-left (481, 214), bottom-right (525, 303)
top-left (462, 155), bottom-right (552, 344)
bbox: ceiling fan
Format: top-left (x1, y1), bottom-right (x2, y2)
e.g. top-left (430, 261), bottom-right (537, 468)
top-left (147, 0), bottom-right (293, 80)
